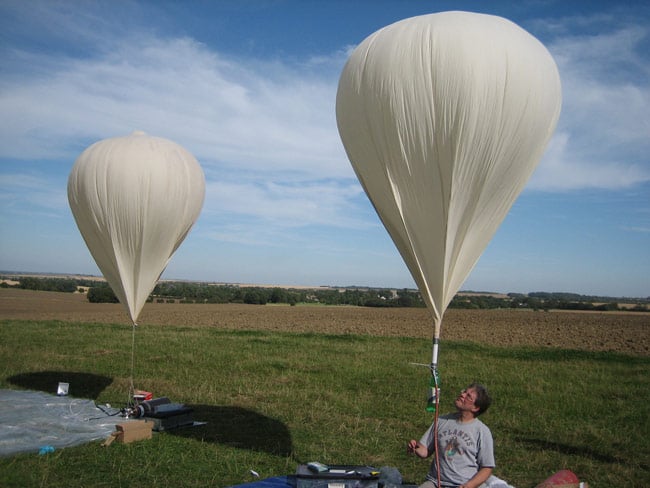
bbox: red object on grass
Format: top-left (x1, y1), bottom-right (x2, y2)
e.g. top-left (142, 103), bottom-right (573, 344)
top-left (133, 390), bottom-right (153, 401)
top-left (535, 469), bottom-right (580, 488)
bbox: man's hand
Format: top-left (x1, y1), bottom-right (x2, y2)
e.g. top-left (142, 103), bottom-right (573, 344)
top-left (406, 439), bottom-right (428, 458)
top-left (406, 440), bottom-right (418, 454)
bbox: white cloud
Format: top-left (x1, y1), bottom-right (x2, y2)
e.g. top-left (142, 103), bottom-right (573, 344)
top-left (530, 23), bottom-right (650, 191)
top-left (621, 226), bottom-right (650, 233)
top-left (530, 131), bottom-right (650, 191)
top-left (0, 25), bottom-right (363, 253)
top-left (0, 33), bottom-right (351, 179)
top-left (205, 179), bottom-right (363, 224)
top-left (0, 172), bottom-right (67, 212)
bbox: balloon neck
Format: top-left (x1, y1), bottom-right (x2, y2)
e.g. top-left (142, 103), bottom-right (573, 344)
top-left (431, 337), bottom-right (440, 369)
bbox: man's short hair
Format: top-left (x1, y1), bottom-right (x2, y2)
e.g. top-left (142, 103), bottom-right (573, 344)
top-left (469, 383), bottom-right (491, 416)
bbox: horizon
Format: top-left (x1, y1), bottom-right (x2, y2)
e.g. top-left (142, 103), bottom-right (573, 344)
top-left (1, 1), bottom-right (648, 298)
top-left (2, 270), bottom-right (648, 300)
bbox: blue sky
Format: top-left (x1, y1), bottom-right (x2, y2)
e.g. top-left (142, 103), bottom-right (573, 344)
top-left (1, 1), bottom-right (648, 298)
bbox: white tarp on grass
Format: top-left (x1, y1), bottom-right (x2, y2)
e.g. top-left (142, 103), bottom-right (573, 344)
top-left (0, 389), bottom-right (125, 457)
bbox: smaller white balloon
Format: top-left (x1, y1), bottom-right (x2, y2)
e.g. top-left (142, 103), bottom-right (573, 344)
top-left (68, 131), bottom-right (205, 324)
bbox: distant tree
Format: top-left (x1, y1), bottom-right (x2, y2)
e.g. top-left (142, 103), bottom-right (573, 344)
top-left (19, 277), bottom-right (77, 293)
top-left (269, 287), bottom-right (287, 304)
top-left (87, 286), bottom-right (119, 303)
top-left (243, 289), bottom-right (266, 305)
top-left (397, 289), bottom-right (416, 307)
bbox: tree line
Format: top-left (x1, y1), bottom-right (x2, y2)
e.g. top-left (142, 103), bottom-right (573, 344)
top-left (2, 275), bottom-right (648, 312)
top-left (150, 281), bottom-right (426, 308)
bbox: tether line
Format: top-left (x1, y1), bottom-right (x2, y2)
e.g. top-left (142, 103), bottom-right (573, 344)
top-left (128, 322), bottom-right (137, 405)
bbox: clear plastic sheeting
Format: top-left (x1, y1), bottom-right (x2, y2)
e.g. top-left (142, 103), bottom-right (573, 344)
top-left (0, 389), bottom-right (125, 457)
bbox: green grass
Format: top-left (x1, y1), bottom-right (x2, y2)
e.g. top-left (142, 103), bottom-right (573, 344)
top-left (0, 319), bottom-right (648, 487)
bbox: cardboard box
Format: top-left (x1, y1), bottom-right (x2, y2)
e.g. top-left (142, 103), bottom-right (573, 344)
top-left (115, 420), bottom-right (153, 443)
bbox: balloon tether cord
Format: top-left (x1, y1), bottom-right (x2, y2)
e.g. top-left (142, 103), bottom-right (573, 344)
top-left (431, 334), bottom-right (441, 488)
top-left (127, 322), bottom-right (137, 406)
top-left (432, 388), bottom-right (441, 487)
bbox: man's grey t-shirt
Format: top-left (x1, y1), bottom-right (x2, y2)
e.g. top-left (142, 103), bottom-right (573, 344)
top-left (419, 413), bottom-right (495, 487)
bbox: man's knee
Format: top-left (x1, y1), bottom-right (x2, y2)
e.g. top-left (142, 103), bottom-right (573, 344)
top-left (418, 481), bottom-right (438, 488)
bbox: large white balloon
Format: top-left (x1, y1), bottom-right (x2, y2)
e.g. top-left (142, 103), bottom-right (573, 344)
top-left (336, 11), bottom-right (561, 338)
top-left (68, 131), bottom-right (205, 324)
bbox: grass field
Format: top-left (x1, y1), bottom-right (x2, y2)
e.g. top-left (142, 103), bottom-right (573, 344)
top-left (0, 289), bottom-right (648, 487)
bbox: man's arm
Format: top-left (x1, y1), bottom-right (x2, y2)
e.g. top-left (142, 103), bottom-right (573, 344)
top-left (459, 466), bottom-right (493, 488)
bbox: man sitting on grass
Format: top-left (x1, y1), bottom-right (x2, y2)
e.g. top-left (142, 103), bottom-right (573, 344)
top-left (407, 383), bottom-right (513, 488)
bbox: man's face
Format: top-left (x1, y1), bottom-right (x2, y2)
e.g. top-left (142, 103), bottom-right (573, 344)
top-left (455, 386), bottom-right (480, 414)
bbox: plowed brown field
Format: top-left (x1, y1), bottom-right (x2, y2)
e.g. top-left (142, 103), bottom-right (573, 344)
top-left (1, 288), bottom-right (648, 355)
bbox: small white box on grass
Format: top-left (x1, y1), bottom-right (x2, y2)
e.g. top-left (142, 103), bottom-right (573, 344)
top-left (57, 382), bottom-right (69, 396)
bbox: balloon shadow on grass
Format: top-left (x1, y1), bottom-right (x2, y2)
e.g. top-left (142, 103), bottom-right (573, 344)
top-left (7, 371), bottom-right (113, 400)
top-left (170, 404), bottom-right (293, 456)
